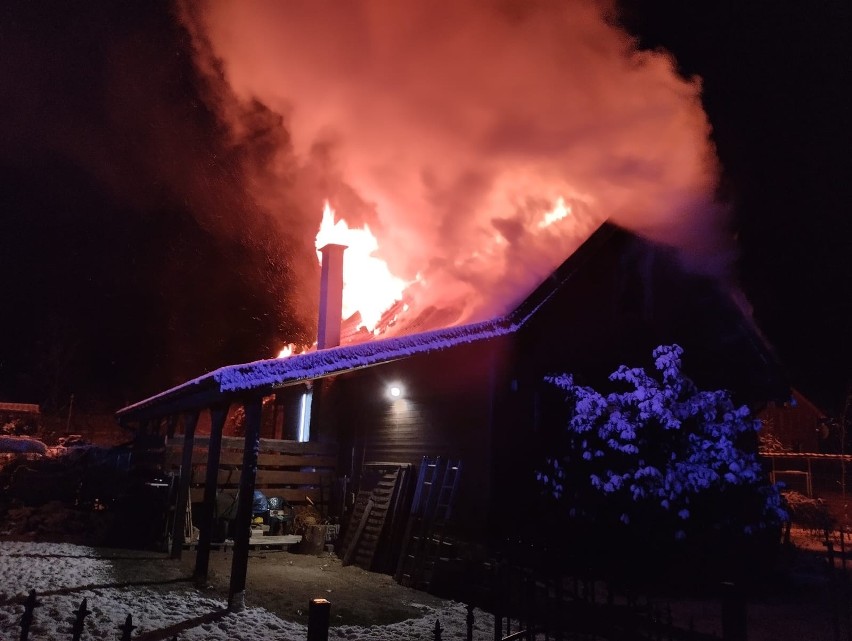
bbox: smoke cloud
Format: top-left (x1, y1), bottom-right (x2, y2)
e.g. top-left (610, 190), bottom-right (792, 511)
top-left (180, 0), bottom-right (729, 328)
top-left (0, 0), bottom-right (314, 401)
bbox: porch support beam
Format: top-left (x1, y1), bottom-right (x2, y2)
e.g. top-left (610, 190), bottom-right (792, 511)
top-left (228, 396), bottom-right (263, 611)
top-left (194, 403), bottom-right (228, 585)
top-left (170, 410), bottom-right (199, 559)
top-left (166, 414), bottom-right (179, 439)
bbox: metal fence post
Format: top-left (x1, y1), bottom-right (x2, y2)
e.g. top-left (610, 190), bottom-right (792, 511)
top-left (71, 598), bottom-right (91, 641)
top-left (720, 581), bottom-right (747, 641)
top-left (118, 613), bottom-right (137, 641)
top-left (19, 589), bottom-right (40, 641)
top-left (118, 614), bottom-right (136, 641)
top-left (307, 598), bottom-right (331, 641)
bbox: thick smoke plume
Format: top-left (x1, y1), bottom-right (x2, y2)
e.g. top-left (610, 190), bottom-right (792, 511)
top-left (179, 0), bottom-right (729, 329)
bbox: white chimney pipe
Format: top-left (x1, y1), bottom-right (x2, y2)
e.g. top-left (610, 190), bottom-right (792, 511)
top-left (317, 243), bottom-right (347, 349)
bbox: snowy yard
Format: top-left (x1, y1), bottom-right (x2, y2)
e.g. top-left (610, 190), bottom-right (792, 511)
top-left (0, 542), bottom-right (494, 641)
top-left (1, 534), bottom-right (849, 641)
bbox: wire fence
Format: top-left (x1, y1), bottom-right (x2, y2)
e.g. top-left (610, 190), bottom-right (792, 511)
top-left (762, 452), bottom-right (852, 529)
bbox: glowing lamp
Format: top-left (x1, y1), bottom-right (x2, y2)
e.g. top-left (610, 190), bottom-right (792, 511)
top-left (388, 384), bottom-right (403, 399)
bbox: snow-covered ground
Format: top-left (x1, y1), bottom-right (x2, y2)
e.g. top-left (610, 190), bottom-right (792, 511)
top-left (0, 541), bottom-right (494, 640)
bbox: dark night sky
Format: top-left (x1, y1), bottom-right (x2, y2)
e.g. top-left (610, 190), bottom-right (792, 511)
top-left (0, 1), bottom-right (849, 413)
top-left (618, 0), bottom-right (851, 412)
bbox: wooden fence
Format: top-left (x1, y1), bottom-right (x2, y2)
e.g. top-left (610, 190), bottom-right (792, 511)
top-left (165, 436), bottom-right (337, 508)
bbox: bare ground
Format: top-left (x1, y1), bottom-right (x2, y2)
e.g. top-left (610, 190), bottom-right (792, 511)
top-left (174, 548), bottom-right (447, 627)
top-left (96, 545), bottom-right (448, 628)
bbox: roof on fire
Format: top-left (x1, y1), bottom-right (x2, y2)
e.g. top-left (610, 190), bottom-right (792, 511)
top-left (117, 222), bottom-right (618, 421)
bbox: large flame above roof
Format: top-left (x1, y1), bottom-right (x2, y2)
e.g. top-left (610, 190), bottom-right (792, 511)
top-left (179, 1), bottom-right (729, 348)
top-left (315, 201), bottom-right (410, 333)
top-left (315, 193), bottom-right (594, 346)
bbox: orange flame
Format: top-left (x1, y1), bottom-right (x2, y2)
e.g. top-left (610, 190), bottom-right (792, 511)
top-left (315, 201), bottom-right (410, 331)
top-left (277, 342), bottom-right (314, 358)
top-left (275, 192), bottom-right (581, 357)
top-left (538, 196), bottom-right (572, 229)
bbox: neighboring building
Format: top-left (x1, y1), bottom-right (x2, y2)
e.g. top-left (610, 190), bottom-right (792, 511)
top-left (759, 389), bottom-right (833, 454)
top-left (118, 223), bottom-right (786, 546)
top-left (0, 402), bottom-right (40, 433)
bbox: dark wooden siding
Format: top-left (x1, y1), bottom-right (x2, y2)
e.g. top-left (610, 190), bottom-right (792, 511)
top-left (323, 337), bottom-right (511, 540)
top-left (515, 229), bottom-right (785, 403)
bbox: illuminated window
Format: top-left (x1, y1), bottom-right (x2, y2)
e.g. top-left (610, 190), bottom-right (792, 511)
top-left (298, 390), bottom-right (313, 442)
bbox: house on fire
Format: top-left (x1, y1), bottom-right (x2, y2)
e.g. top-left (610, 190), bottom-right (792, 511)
top-left (116, 222), bottom-right (785, 606)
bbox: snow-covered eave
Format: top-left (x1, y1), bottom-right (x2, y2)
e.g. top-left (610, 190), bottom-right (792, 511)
top-left (117, 315), bottom-right (521, 420)
top-left (214, 315), bottom-right (520, 394)
top-left (115, 370), bottom-right (221, 419)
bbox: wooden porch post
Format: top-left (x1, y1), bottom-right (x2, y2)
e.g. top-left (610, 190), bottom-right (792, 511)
top-left (170, 410), bottom-right (199, 559)
top-left (228, 396), bottom-right (263, 611)
top-left (272, 393), bottom-right (283, 440)
top-left (166, 414), bottom-right (179, 439)
top-left (194, 403), bottom-right (228, 585)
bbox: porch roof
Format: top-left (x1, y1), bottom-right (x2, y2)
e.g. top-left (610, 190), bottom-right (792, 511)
top-left (117, 314), bottom-right (517, 421)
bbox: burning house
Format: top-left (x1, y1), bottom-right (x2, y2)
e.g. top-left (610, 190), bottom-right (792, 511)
top-left (116, 217), bottom-right (785, 606)
top-left (110, 1), bottom-right (794, 608)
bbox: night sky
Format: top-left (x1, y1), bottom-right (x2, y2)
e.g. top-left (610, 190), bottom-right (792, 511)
top-left (619, 0), bottom-right (851, 413)
top-left (1, 1), bottom-right (849, 413)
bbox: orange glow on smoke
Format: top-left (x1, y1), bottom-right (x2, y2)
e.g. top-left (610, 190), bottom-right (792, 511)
top-left (315, 201), bottom-right (409, 331)
top-left (180, 1), bottom-right (732, 344)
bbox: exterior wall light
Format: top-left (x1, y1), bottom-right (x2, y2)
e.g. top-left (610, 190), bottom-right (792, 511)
top-left (388, 384), bottom-right (403, 399)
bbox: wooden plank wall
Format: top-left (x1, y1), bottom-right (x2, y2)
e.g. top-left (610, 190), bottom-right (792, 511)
top-left (166, 436), bottom-right (337, 507)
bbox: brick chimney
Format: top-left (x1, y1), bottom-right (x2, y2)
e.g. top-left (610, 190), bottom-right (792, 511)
top-left (317, 243), bottom-right (347, 349)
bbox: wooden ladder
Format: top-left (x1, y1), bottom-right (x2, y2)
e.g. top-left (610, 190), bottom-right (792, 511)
top-left (341, 467), bottom-right (401, 570)
top-left (418, 459), bottom-right (462, 589)
top-left (394, 457), bottom-right (462, 590)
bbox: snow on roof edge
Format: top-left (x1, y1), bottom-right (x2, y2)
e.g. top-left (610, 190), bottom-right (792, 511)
top-left (116, 316), bottom-right (520, 416)
top-left (116, 368), bottom-right (223, 417)
top-left (214, 315), bottom-right (519, 393)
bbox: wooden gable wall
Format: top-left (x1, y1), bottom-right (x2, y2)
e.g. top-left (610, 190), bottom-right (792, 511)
top-left (513, 229), bottom-right (785, 404)
top-left (316, 337), bottom-right (512, 540)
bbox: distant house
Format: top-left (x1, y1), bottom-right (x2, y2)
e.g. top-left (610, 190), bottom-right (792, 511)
top-left (759, 389), bottom-right (833, 453)
top-left (117, 223), bottom-right (785, 600)
top-left (0, 402), bottom-right (40, 433)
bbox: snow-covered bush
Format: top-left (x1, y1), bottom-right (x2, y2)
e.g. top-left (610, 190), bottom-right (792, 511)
top-left (538, 344), bottom-right (786, 542)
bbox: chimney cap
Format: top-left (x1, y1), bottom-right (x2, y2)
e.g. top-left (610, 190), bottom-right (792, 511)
top-left (319, 243), bottom-right (348, 253)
